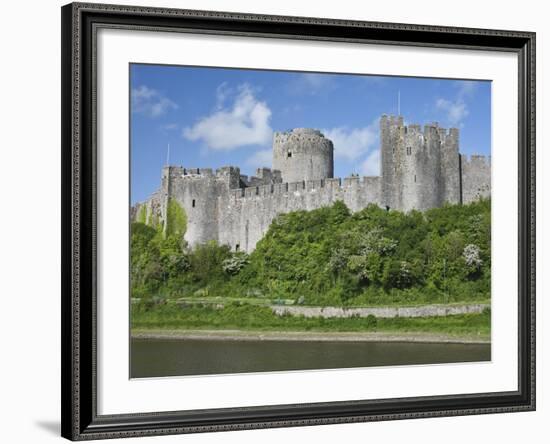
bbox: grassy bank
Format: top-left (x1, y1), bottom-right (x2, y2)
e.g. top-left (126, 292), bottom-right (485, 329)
top-left (155, 295), bottom-right (491, 309)
top-left (131, 303), bottom-right (491, 340)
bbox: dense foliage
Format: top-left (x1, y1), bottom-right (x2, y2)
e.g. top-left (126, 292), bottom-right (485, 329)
top-left (131, 198), bottom-right (490, 307)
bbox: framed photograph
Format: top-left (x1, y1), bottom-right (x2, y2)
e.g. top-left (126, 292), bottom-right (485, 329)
top-left (61, 2), bottom-right (535, 440)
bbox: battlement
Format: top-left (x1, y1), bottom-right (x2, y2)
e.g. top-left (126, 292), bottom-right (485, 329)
top-left (227, 175), bottom-right (380, 202)
top-left (406, 124), bottom-right (422, 134)
top-left (163, 166), bottom-right (216, 177)
top-left (382, 115), bottom-right (459, 143)
top-left (163, 165), bottom-right (242, 180)
top-left (381, 114), bottom-right (404, 127)
top-left (239, 168), bottom-right (282, 187)
top-left (216, 166), bottom-right (239, 176)
top-left (272, 128), bottom-right (332, 153)
top-left (274, 127), bottom-right (324, 140)
top-left (461, 154), bottom-right (491, 167)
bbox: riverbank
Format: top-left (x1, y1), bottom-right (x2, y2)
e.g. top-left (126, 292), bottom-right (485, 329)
top-left (132, 302), bottom-right (490, 339)
top-left (131, 328), bottom-right (490, 344)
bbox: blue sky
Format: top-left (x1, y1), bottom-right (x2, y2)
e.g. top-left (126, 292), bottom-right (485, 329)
top-left (130, 64), bottom-right (491, 204)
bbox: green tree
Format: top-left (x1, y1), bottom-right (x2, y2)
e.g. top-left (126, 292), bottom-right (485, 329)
top-left (188, 240), bottom-right (231, 284)
top-left (222, 252), bottom-right (249, 275)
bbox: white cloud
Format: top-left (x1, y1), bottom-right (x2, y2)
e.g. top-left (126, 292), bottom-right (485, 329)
top-left (183, 84), bottom-right (272, 151)
top-left (215, 82), bottom-right (231, 109)
top-left (323, 119), bottom-right (379, 161)
top-left (434, 80), bottom-right (480, 127)
top-left (246, 149), bottom-right (272, 168)
top-left (360, 149), bottom-right (381, 176)
top-left (131, 85), bottom-right (178, 118)
top-left (435, 98), bottom-right (469, 126)
top-left (455, 80), bottom-right (478, 99)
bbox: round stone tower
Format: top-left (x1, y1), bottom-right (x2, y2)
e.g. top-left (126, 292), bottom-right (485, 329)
top-left (272, 128), bottom-right (334, 183)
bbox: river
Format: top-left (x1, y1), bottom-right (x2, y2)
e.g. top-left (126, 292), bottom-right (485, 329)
top-left (131, 337), bottom-right (491, 378)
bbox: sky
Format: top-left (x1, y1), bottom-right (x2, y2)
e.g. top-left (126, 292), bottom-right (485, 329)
top-left (130, 64), bottom-right (491, 204)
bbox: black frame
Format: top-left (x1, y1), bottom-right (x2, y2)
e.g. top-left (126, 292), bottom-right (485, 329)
top-left (61, 2), bottom-right (536, 440)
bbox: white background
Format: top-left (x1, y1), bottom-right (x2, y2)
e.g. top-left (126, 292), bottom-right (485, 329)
top-left (0, 0), bottom-right (546, 443)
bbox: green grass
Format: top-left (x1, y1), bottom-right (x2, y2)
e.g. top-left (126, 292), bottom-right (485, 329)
top-left (131, 303), bottom-right (491, 339)
top-left (149, 295), bottom-right (490, 309)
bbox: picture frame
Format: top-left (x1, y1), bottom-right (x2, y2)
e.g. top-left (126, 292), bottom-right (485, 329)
top-left (61, 2), bottom-right (535, 440)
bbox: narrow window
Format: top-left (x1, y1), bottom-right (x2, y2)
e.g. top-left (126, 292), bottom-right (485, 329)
top-left (407, 146), bottom-right (412, 155)
top-left (414, 175), bottom-right (416, 183)
top-left (235, 244), bottom-right (240, 251)
top-left (192, 199), bottom-right (196, 208)
top-left (287, 151), bottom-right (292, 158)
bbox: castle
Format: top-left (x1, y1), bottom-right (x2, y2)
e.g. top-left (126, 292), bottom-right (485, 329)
top-left (132, 115), bottom-right (491, 252)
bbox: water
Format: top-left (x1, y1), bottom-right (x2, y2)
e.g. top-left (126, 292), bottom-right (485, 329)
top-left (130, 337), bottom-right (491, 378)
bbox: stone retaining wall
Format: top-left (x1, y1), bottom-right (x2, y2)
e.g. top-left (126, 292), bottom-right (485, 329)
top-left (271, 303), bottom-right (490, 319)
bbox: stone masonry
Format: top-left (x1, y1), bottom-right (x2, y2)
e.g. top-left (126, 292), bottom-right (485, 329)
top-left (133, 115), bottom-right (491, 252)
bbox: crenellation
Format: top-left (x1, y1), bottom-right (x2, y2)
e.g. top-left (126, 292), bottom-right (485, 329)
top-left (244, 187), bottom-right (257, 198)
top-left (408, 124), bottom-right (422, 134)
top-left (326, 178), bottom-right (342, 189)
top-left (164, 166), bottom-right (184, 179)
top-left (230, 188), bottom-right (245, 200)
top-left (462, 154), bottom-right (491, 166)
top-left (184, 167), bottom-right (200, 175)
top-left (199, 168), bottom-right (213, 176)
top-left (423, 122), bottom-right (440, 134)
top-left (134, 115), bottom-right (490, 252)
top-left (343, 176), bottom-right (360, 188)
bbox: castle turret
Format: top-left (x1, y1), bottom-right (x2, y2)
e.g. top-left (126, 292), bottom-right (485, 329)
top-left (272, 128), bottom-right (334, 183)
top-left (381, 116), bottom-right (461, 212)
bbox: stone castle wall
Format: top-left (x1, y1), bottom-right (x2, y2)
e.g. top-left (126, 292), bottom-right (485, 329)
top-left (460, 154), bottom-right (491, 203)
top-left (219, 176), bottom-right (381, 252)
top-left (133, 115), bottom-right (491, 252)
top-left (141, 166), bottom-right (381, 252)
